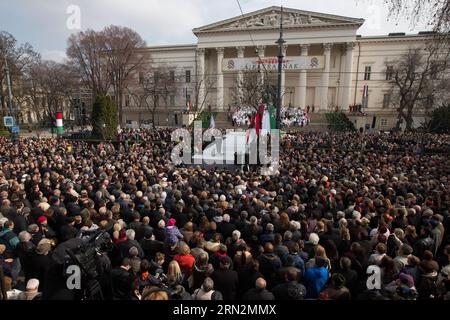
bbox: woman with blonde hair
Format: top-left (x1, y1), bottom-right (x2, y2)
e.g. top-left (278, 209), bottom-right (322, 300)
top-left (167, 260), bottom-right (184, 287)
top-left (306, 245), bottom-right (332, 271)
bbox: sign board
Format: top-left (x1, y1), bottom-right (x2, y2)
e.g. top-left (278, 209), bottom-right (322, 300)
top-left (3, 116), bottom-right (14, 127)
top-left (223, 56), bottom-right (325, 72)
top-left (11, 125), bottom-right (20, 134)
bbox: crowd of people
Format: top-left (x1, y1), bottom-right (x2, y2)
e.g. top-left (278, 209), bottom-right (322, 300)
top-left (231, 106), bottom-right (310, 128)
top-left (231, 106), bottom-right (254, 127)
top-left (0, 129), bottom-right (449, 300)
top-left (281, 108), bottom-right (309, 127)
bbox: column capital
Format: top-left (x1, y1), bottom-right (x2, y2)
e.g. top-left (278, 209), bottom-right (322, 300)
top-left (300, 44), bottom-right (311, 50)
top-left (197, 48), bottom-right (206, 55)
top-left (345, 42), bottom-right (356, 52)
top-left (216, 47), bottom-right (225, 55)
top-left (236, 46), bottom-right (245, 56)
top-left (300, 44), bottom-right (310, 55)
top-left (323, 43), bottom-right (333, 52)
top-left (256, 45), bottom-right (266, 54)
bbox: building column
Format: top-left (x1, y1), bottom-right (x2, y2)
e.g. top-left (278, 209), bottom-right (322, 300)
top-left (197, 48), bottom-right (206, 110)
top-left (281, 44), bottom-right (288, 107)
top-left (341, 42), bottom-right (355, 111)
top-left (256, 45), bottom-right (266, 84)
top-left (320, 43), bottom-right (333, 112)
top-left (236, 46), bottom-right (245, 104)
top-left (216, 47), bottom-right (224, 111)
top-left (298, 44), bottom-right (310, 110)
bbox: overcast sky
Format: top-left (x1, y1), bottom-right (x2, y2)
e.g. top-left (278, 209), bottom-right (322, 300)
top-left (0, 0), bottom-right (429, 62)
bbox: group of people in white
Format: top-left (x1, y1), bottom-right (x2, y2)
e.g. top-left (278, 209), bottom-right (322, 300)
top-left (231, 106), bottom-right (310, 128)
top-left (281, 107), bottom-right (310, 127)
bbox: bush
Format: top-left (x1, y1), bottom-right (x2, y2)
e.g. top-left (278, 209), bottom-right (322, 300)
top-left (326, 112), bottom-right (356, 132)
top-left (91, 96), bottom-right (118, 140)
top-left (427, 104), bottom-right (450, 134)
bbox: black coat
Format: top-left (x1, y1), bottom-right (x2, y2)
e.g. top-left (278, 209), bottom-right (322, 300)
top-left (258, 253), bottom-right (282, 284)
top-left (217, 222), bottom-right (236, 240)
top-left (28, 253), bottom-right (54, 290)
top-left (211, 268), bottom-right (239, 300)
top-left (119, 239), bottom-right (144, 259)
top-left (14, 241), bottom-right (36, 281)
top-left (271, 281), bottom-right (307, 300)
top-left (243, 288), bottom-right (275, 300)
top-left (111, 267), bottom-right (134, 300)
top-left (139, 239), bottom-right (164, 261)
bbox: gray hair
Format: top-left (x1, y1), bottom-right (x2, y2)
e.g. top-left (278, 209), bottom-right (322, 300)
top-left (202, 277), bottom-right (214, 292)
top-left (125, 229), bottom-right (135, 240)
top-left (26, 278), bottom-right (40, 291)
top-left (18, 231), bottom-right (32, 243)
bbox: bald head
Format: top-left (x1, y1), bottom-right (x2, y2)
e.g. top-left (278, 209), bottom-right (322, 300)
top-left (255, 278), bottom-right (266, 290)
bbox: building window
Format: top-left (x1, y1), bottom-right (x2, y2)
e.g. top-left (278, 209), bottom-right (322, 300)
top-left (186, 94), bottom-right (191, 106)
top-left (383, 93), bottom-right (391, 108)
top-left (170, 95), bottom-right (175, 107)
top-left (364, 66), bottom-right (372, 80)
top-left (139, 71), bottom-right (144, 84)
top-left (154, 71), bottom-right (160, 84)
top-left (125, 95), bottom-right (130, 107)
top-left (380, 118), bottom-right (388, 127)
top-left (170, 70), bottom-right (175, 82)
top-left (386, 66), bottom-right (394, 81)
top-left (185, 70), bottom-right (191, 83)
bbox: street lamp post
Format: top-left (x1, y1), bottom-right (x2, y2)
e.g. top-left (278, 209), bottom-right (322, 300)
top-left (275, 6), bottom-right (285, 130)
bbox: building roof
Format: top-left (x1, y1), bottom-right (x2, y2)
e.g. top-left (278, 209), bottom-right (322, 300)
top-left (193, 6), bottom-right (365, 35)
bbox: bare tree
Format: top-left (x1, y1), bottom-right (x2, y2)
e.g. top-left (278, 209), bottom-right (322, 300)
top-left (67, 29), bottom-right (111, 98)
top-left (383, 0), bottom-right (450, 34)
top-left (0, 31), bottom-right (40, 115)
top-left (127, 65), bottom-right (180, 126)
top-left (233, 69), bottom-right (276, 111)
top-left (192, 75), bottom-right (214, 116)
top-left (24, 61), bottom-right (79, 125)
top-left (102, 25), bottom-right (146, 125)
top-left (387, 45), bottom-right (450, 130)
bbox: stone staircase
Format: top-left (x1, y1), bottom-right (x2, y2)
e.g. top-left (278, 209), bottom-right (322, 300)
top-left (300, 112), bottom-right (329, 132)
top-left (214, 112), bottom-right (234, 129)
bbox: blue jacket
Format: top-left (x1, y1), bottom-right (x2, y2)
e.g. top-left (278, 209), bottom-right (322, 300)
top-left (304, 266), bottom-right (329, 299)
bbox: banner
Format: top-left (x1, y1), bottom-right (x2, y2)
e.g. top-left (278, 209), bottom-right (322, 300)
top-left (223, 56), bottom-right (325, 72)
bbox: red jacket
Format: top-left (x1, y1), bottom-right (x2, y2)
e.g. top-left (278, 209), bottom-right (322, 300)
top-left (174, 254), bottom-right (196, 277)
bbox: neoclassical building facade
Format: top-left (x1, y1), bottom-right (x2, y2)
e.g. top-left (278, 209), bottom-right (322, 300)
top-left (123, 6), bottom-right (438, 130)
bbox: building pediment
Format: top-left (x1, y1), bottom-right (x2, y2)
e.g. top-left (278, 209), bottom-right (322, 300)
top-left (193, 6), bottom-right (364, 35)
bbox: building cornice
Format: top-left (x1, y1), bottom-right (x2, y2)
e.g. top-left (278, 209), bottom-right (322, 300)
top-left (193, 6), bottom-right (364, 35)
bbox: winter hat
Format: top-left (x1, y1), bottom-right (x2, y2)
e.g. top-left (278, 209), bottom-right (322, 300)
top-left (219, 195), bottom-right (226, 202)
top-left (168, 218), bottom-right (176, 227)
top-left (399, 273), bottom-right (415, 288)
top-left (223, 214), bottom-right (230, 223)
top-left (37, 216), bottom-right (47, 224)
